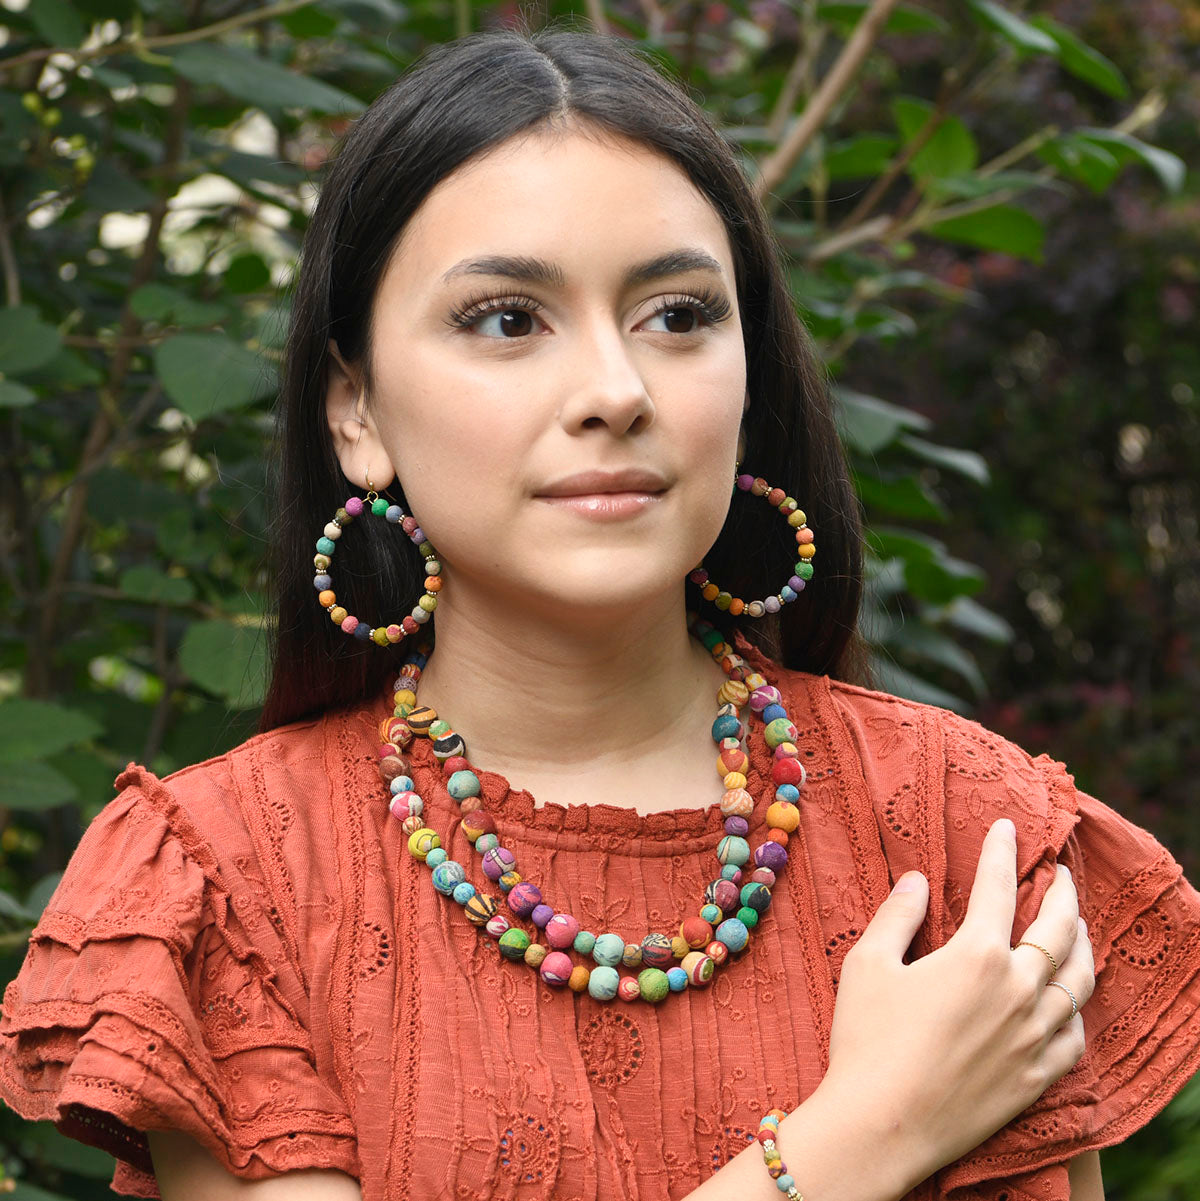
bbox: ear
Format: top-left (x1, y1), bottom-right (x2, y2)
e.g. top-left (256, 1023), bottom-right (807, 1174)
top-left (325, 340), bottom-right (396, 491)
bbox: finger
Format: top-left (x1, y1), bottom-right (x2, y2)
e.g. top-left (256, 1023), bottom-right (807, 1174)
top-left (1042, 1012), bottom-right (1087, 1085)
top-left (851, 871), bottom-right (930, 962)
top-left (1012, 864), bottom-right (1080, 980)
top-left (1046, 916), bottom-right (1097, 1013)
top-left (961, 819), bottom-right (1018, 939)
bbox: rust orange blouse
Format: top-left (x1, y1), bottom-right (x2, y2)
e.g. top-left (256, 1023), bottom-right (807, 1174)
top-left (2, 646), bottom-right (1199, 1201)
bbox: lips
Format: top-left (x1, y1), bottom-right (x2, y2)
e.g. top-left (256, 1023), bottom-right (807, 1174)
top-left (535, 468), bottom-right (669, 498)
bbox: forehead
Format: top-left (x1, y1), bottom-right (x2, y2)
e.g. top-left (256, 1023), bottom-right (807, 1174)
top-left (383, 124), bottom-right (736, 287)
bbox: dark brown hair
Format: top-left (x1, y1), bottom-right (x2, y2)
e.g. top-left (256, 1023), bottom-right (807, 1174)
top-left (259, 26), bottom-right (865, 732)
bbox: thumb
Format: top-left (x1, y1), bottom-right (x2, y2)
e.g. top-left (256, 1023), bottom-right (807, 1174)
top-left (855, 872), bottom-right (930, 962)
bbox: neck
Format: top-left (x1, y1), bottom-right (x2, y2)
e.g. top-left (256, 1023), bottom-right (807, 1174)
top-left (411, 586), bottom-right (727, 788)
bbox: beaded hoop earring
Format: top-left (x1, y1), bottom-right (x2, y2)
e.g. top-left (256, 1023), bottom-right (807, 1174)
top-left (688, 473), bottom-right (815, 617)
top-left (313, 483), bottom-right (442, 646)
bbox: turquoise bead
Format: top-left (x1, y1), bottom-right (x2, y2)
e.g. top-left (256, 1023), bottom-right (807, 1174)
top-left (592, 932), bottom-right (625, 967)
top-left (573, 930), bottom-right (597, 955)
top-left (425, 847), bottom-right (447, 868)
top-left (775, 784), bottom-right (800, 804)
top-left (716, 835), bottom-right (750, 866)
top-left (588, 965), bottom-right (620, 1001)
top-left (780, 585), bottom-right (796, 602)
top-left (447, 770), bottom-right (481, 800)
top-left (700, 903), bottom-right (722, 924)
top-left (451, 881), bottom-right (476, 904)
top-left (715, 917), bottom-right (750, 952)
top-left (710, 713), bottom-right (742, 741)
top-left (431, 860), bottom-right (465, 895)
top-left (666, 967), bottom-right (688, 992)
top-left (316, 536), bottom-right (336, 555)
top-left (720, 864), bottom-right (741, 882)
top-left (777, 1175), bottom-right (795, 1192)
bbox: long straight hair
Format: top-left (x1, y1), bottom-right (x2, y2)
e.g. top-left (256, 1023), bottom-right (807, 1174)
top-left (258, 27), bottom-right (865, 732)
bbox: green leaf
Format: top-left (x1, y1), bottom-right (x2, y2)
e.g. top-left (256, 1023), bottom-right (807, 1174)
top-left (964, 0), bottom-right (1057, 54)
top-left (279, 4), bottom-right (341, 36)
top-left (0, 888), bottom-right (35, 923)
top-left (924, 170), bottom-right (1069, 202)
top-left (891, 98), bottom-right (978, 180)
top-left (855, 472), bottom-right (949, 522)
top-left (5, 760), bottom-right (79, 811)
top-left (926, 204), bottom-right (1045, 263)
top-left (0, 305), bottom-right (62, 377)
top-left (170, 44), bottom-right (365, 115)
top-left (1074, 128), bottom-right (1187, 196)
top-left (907, 555), bottom-right (986, 604)
top-left (818, 3), bottom-right (949, 35)
top-left (84, 158), bottom-right (156, 212)
top-left (27, 0), bottom-right (88, 47)
top-left (0, 379), bottom-right (36, 407)
top-left (154, 333), bottom-right (276, 419)
top-left (825, 134), bottom-right (900, 180)
top-left (882, 622), bottom-right (987, 696)
top-left (25, 873), bottom-right (63, 919)
top-left (0, 700), bottom-right (103, 764)
top-left (131, 284), bottom-right (228, 327)
top-left (179, 620), bottom-right (268, 709)
top-left (869, 655), bottom-right (969, 712)
top-left (898, 435), bottom-right (990, 484)
top-left (119, 565), bottom-right (197, 605)
top-left (224, 253), bottom-right (271, 294)
top-left (1037, 135), bottom-right (1121, 193)
top-left (835, 386), bottom-right (930, 454)
top-left (1029, 15), bottom-right (1129, 99)
top-left (10, 1181), bottom-right (86, 1201)
top-left (936, 596), bottom-right (1014, 642)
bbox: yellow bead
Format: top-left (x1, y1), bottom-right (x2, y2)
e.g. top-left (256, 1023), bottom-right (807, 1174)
top-left (671, 935), bottom-right (690, 959)
top-left (744, 673), bottom-right (767, 690)
top-left (701, 583), bottom-right (720, 601)
top-left (524, 943), bottom-right (548, 968)
top-left (407, 827), bottom-right (440, 861)
top-left (372, 628), bottom-right (389, 646)
top-left (788, 510), bottom-right (807, 527)
top-left (767, 801), bottom-right (801, 832)
top-left (568, 965), bottom-right (591, 992)
top-left (718, 680), bottom-right (749, 706)
top-left (797, 542), bottom-right (815, 560)
top-left (394, 689), bottom-right (417, 708)
top-left (776, 741), bottom-right (798, 757)
top-left (723, 771), bottom-right (747, 790)
top-left (329, 606), bottom-right (347, 624)
top-left (418, 594), bottom-right (438, 612)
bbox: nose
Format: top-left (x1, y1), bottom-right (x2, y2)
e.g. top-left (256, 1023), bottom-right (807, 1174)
top-left (557, 321), bottom-right (655, 437)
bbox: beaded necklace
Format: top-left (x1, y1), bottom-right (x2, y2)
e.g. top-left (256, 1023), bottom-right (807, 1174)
top-left (374, 619), bottom-right (806, 1003)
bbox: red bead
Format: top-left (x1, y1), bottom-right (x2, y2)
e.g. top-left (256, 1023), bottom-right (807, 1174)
top-left (719, 748), bottom-right (750, 775)
top-left (771, 757), bottom-right (806, 786)
top-left (442, 755), bottom-right (470, 775)
top-left (680, 916), bottom-right (713, 948)
top-left (402, 616), bottom-right (420, 634)
top-left (705, 939), bottom-right (730, 966)
top-left (767, 829), bottom-right (789, 846)
top-left (767, 487), bottom-right (786, 506)
top-left (378, 743), bottom-right (399, 759)
top-left (756, 1128), bottom-right (777, 1146)
top-left (379, 755), bottom-right (408, 783)
top-left (617, 976), bottom-right (641, 1002)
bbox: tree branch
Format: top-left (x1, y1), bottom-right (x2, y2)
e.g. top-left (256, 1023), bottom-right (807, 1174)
top-left (754, 0), bottom-right (901, 201)
top-left (0, 0), bottom-right (311, 74)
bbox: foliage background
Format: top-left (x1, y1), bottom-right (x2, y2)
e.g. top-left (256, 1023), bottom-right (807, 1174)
top-left (0, 0), bottom-right (1197, 1195)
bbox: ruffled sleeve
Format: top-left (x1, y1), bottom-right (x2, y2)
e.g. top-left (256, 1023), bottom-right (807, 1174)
top-left (933, 735), bottom-right (1200, 1199)
top-left (0, 765), bottom-right (359, 1198)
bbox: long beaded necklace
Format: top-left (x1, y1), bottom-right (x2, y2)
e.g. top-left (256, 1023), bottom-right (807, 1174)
top-left (373, 618), bottom-right (807, 1003)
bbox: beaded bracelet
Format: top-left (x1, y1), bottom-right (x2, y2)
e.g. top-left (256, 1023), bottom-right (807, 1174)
top-left (757, 1110), bottom-right (805, 1200)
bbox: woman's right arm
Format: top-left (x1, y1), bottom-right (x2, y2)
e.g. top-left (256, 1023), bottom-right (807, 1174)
top-left (147, 1130), bottom-right (362, 1201)
top-left (687, 817), bottom-right (1094, 1200)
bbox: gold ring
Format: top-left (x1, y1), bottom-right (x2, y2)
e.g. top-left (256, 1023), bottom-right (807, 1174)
top-left (1047, 979), bottom-right (1078, 1021)
top-left (1015, 940), bottom-right (1059, 976)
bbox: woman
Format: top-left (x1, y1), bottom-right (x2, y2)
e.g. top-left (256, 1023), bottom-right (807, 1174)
top-left (2, 27), bottom-right (1197, 1201)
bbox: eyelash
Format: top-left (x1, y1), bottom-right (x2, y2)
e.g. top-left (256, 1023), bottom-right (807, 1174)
top-left (445, 286), bottom-right (734, 333)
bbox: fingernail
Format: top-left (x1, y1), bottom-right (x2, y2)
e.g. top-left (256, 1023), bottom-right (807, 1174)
top-left (1057, 863), bottom-right (1072, 880)
top-left (891, 872), bottom-right (924, 895)
top-left (995, 818), bottom-right (1016, 839)
top-left (1078, 916), bottom-right (1088, 936)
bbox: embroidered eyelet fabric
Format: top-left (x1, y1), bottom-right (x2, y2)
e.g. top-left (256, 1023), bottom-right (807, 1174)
top-left (2, 645), bottom-right (1199, 1201)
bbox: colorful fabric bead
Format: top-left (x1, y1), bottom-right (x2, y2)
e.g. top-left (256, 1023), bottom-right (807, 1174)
top-left (757, 1111), bottom-right (805, 1200)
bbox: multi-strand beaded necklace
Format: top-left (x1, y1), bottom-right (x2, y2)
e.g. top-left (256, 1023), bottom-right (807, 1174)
top-left (373, 618), bottom-right (806, 1003)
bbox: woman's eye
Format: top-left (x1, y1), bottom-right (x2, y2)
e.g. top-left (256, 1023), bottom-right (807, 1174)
top-left (473, 307), bottom-right (540, 338)
top-left (645, 305), bottom-right (702, 334)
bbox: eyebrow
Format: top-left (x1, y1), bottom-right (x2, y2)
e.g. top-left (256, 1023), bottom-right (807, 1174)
top-left (440, 248), bottom-right (726, 289)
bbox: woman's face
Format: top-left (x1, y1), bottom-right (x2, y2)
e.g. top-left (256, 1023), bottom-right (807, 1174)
top-left (331, 123), bottom-right (747, 622)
